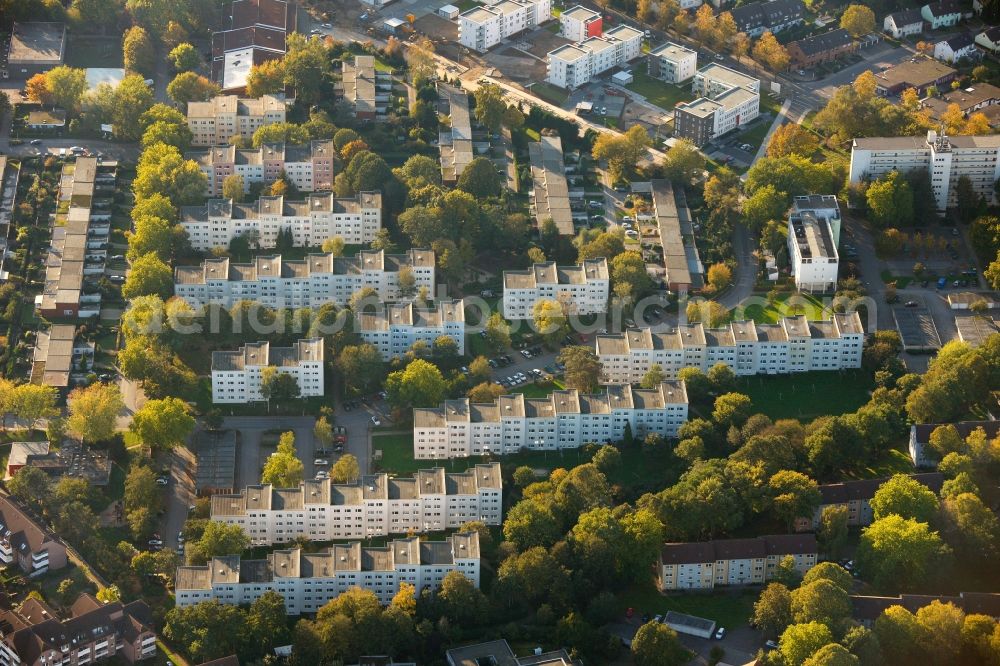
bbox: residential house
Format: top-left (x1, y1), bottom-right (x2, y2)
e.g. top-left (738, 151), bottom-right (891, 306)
top-left (528, 133), bottom-right (574, 235)
top-left (438, 83), bottom-right (474, 185)
top-left (341, 55), bottom-right (391, 121)
top-left (797, 473), bottom-right (945, 530)
top-left (934, 33), bottom-right (979, 63)
top-left (559, 5), bottom-right (602, 41)
top-left (674, 64), bottom-right (760, 145)
top-left (786, 29), bottom-right (857, 69)
top-left (921, 0), bottom-right (964, 29)
top-left (186, 141), bottom-right (336, 196)
top-left (975, 26), bottom-right (1000, 53)
top-left (788, 197), bottom-right (839, 292)
top-left (651, 179), bottom-right (704, 290)
top-left (883, 9), bottom-right (924, 38)
top-left (647, 42), bottom-right (698, 84)
top-left (210, 0), bottom-right (296, 92)
top-left (211, 339), bottom-right (324, 404)
top-left (447, 640), bottom-right (576, 666)
top-left (546, 25), bottom-right (644, 90)
top-left (727, 0), bottom-right (806, 38)
top-left (458, 0), bottom-right (551, 52)
top-left (921, 83), bottom-right (1000, 121)
top-left (908, 421), bottom-right (1000, 467)
top-left (873, 56), bottom-right (957, 95)
top-left (659, 534), bottom-right (818, 590)
top-left (0, 495), bottom-right (67, 577)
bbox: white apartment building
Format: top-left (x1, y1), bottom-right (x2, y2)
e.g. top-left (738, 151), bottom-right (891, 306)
top-left (546, 25), bottom-right (644, 89)
top-left (174, 249), bottom-right (436, 310)
top-left (693, 63), bottom-right (762, 98)
top-left (186, 141), bottom-right (337, 196)
top-left (412, 382), bottom-right (689, 459)
top-left (788, 199), bottom-right (839, 293)
top-left (502, 258), bottom-right (609, 319)
top-left (647, 42), bottom-right (698, 84)
top-left (559, 5), bottom-right (602, 41)
top-left (211, 338), bottom-right (324, 404)
top-left (849, 131), bottom-right (1000, 210)
top-left (211, 464), bottom-right (501, 545)
top-left (175, 532), bottom-right (481, 614)
top-left (659, 534), bottom-right (818, 591)
top-left (357, 299), bottom-right (465, 359)
top-left (186, 95), bottom-right (287, 147)
top-left (596, 313), bottom-right (865, 383)
top-left (674, 64), bottom-right (761, 145)
top-left (458, 0), bottom-right (551, 52)
top-left (179, 192), bottom-right (382, 251)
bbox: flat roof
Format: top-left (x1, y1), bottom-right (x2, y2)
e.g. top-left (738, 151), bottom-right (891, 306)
top-left (8, 22), bottom-right (66, 65)
top-left (874, 57), bottom-right (955, 91)
top-left (650, 41), bottom-right (697, 61)
top-left (528, 134), bottom-right (573, 235)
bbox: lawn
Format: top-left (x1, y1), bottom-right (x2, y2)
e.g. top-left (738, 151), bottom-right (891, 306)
top-left (618, 579), bottom-right (757, 630)
top-left (734, 370), bottom-right (874, 421)
top-left (508, 379), bottom-right (565, 399)
top-left (625, 63), bottom-right (692, 111)
top-left (64, 36), bottom-right (123, 68)
top-left (736, 119), bottom-right (772, 154)
top-left (530, 82), bottom-right (569, 106)
top-left (849, 447), bottom-right (915, 479)
top-left (737, 292), bottom-right (826, 324)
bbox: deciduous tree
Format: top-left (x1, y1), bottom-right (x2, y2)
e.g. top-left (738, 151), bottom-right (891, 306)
top-left (67, 383), bottom-right (123, 445)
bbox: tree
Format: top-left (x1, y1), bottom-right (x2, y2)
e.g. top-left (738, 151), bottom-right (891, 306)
top-left (141, 120), bottom-right (193, 151)
top-left (706, 263), bottom-right (733, 291)
top-left (693, 4), bottom-right (719, 45)
top-left (261, 431), bottom-right (304, 488)
top-left (168, 72), bottom-right (221, 105)
top-left (245, 59), bottom-right (285, 98)
top-left (473, 82), bottom-right (505, 131)
top-left (503, 498), bottom-right (563, 549)
top-left (592, 125), bottom-right (651, 183)
top-left (164, 600), bottom-right (249, 663)
top-left (503, 105), bottom-right (524, 130)
top-left (134, 142), bottom-right (207, 205)
top-left (661, 139), bottom-right (705, 182)
top-left (122, 253), bottom-right (173, 300)
top-left (557, 346), bottom-right (603, 393)
top-left (44, 66), bottom-right (87, 112)
top-left (10, 384), bottom-right (58, 428)
top-left (67, 383), bottom-right (123, 445)
top-left (406, 37), bottom-right (437, 80)
top-left (780, 622), bottom-right (834, 666)
top-left (753, 31), bottom-right (791, 71)
top-left (866, 171), bottom-right (913, 228)
top-left (857, 515), bottom-right (952, 590)
top-left (941, 492), bottom-right (1000, 562)
top-left (803, 644), bottom-right (860, 666)
top-left (840, 4), bottom-right (875, 37)
top-left (870, 474), bottom-right (940, 523)
top-left (641, 363), bottom-right (666, 389)
top-left (125, 465), bottom-right (161, 538)
top-left (632, 621), bottom-right (690, 666)
top-left (767, 123), bottom-right (819, 158)
top-left (127, 214), bottom-right (175, 262)
top-left (168, 43), bottom-right (199, 72)
top-left (259, 367), bottom-right (301, 404)
top-left (25, 73), bottom-right (53, 105)
top-left (122, 26), bottom-right (155, 77)
top-left (336, 344), bottom-right (384, 396)
top-left (754, 583), bottom-right (793, 638)
top-left (611, 250), bottom-right (653, 304)
top-left (8, 467), bottom-right (51, 512)
top-left (221, 174), bottom-right (245, 203)
top-left (330, 454), bottom-right (360, 483)
top-left (743, 183), bottom-right (789, 231)
top-left (873, 605), bottom-right (926, 664)
top-left (321, 235), bottom-right (346, 257)
top-left (592, 444), bottom-right (622, 474)
top-left (769, 470), bottom-right (822, 529)
top-left (246, 591), bottom-right (289, 656)
top-left (438, 571), bottom-right (488, 625)
top-left (791, 579), bottom-right (851, 630)
top-left (533, 299), bottom-right (568, 345)
top-left (385, 359), bottom-right (446, 409)
top-left (457, 156), bottom-right (503, 198)
top-left (282, 34), bottom-right (330, 104)
top-left (686, 299), bottom-right (728, 327)
top-left (817, 505), bottom-right (849, 559)
top-left (129, 397), bottom-right (195, 451)
top-left (484, 312), bottom-right (511, 351)
top-left (712, 392), bottom-right (753, 430)
top-left (96, 586), bottom-right (121, 603)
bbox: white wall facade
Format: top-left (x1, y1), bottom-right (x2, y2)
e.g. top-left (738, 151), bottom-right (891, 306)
top-left (357, 300), bottom-right (466, 359)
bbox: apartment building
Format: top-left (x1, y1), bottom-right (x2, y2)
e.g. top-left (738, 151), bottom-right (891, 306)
top-left (528, 133), bottom-right (573, 235)
top-left (0, 495), bottom-right (67, 577)
top-left (187, 141), bottom-right (336, 196)
top-left (357, 299), bottom-right (465, 359)
top-left (211, 338), bottom-right (324, 404)
top-left (179, 192), bottom-right (382, 251)
top-left (412, 382), bottom-right (688, 459)
top-left (186, 95), bottom-right (286, 146)
top-left (883, 9), bottom-right (924, 38)
top-left (651, 179), bottom-right (703, 291)
top-left (797, 473), bottom-right (945, 531)
top-left (174, 249), bottom-right (436, 309)
top-left (849, 130), bottom-right (1000, 210)
top-left (659, 534), bottom-right (818, 590)
top-left (596, 313), bottom-right (864, 383)
top-left (786, 28), bottom-right (857, 69)
top-left (175, 532), bottom-right (481, 614)
top-left (37, 158), bottom-right (115, 319)
top-left (792, 194), bottom-right (842, 243)
top-left (211, 463), bottom-right (501, 544)
top-left (0, 595), bottom-right (156, 666)
top-left (502, 259), bottom-right (609, 319)
top-left (647, 42), bottom-right (698, 84)
top-left (788, 199), bottom-right (839, 292)
top-left (438, 83), bottom-right (474, 185)
top-left (559, 5), bottom-right (602, 41)
top-left (674, 64), bottom-right (760, 145)
top-left (852, 592), bottom-right (1000, 628)
top-left (909, 420), bottom-right (1000, 467)
top-left (546, 25), bottom-right (644, 90)
top-left (340, 55), bottom-right (383, 120)
top-left (728, 0), bottom-right (806, 37)
top-left (458, 0), bottom-right (551, 52)
top-left (210, 0), bottom-right (296, 92)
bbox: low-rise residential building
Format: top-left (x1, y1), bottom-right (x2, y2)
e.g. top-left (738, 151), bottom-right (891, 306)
top-left (187, 141), bottom-right (336, 196)
top-left (528, 133), bottom-right (573, 235)
top-left (786, 28), bottom-right (857, 69)
top-left (934, 33), bottom-right (979, 63)
top-left (174, 249), bottom-right (436, 309)
top-left (659, 534), bottom-right (818, 590)
top-left (849, 130), bottom-right (1000, 210)
top-left (921, 0), bottom-right (964, 29)
top-left (6, 441), bottom-right (52, 479)
top-left (210, 0), bottom-right (295, 92)
top-left (0, 495), bottom-right (67, 577)
top-left (883, 9), bottom-right (924, 38)
top-left (502, 259), bottom-right (609, 319)
top-left (0, 156), bottom-right (19, 283)
top-left (728, 0), bottom-right (805, 38)
top-left (908, 421), bottom-right (1000, 467)
top-left (447, 640), bottom-right (575, 666)
top-left (211, 338), bottom-right (324, 404)
top-left (438, 83), bottom-right (474, 185)
top-left (975, 26), bottom-right (1000, 53)
top-left (357, 299), bottom-right (465, 359)
top-left (851, 592), bottom-right (1000, 627)
top-left (25, 109), bottom-right (66, 130)
top-left (179, 192), bottom-right (382, 251)
top-left (175, 532), bottom-right (481, 614)
top-left (647, 42), bottom-right (698, 84)
top-left (674, 64), bottom-right (760, 145)
top-left (458, 0), bottom-right (551, 52)
top-left (596, 313), bottom-right (864, 383)
top-left (873, 56), bottom-right (956, 96)
top-left (211, 463), bottom-right (501, 544)
top-left (788, 198), bottom-right (839, 292)
top-left (546, 25), bottom-right (644, 89)
top-left (186, 95), bottom-right (287, 146)
top-left (29, 323), bottom-right (92, 389)
top-left (559, 5), bottom-right (602, 41)
top-left (797, 473), bottom-right (945, 530)
top-left (413, 382), bottom-right (688, 459)
top-left (4, 22), bottom-right (66, 78)
top-left (651, 179), bottom-right (703, 290)
top-left (340, 55), bottom-right (387, 121)
top-left (0, 594), bottom-right (156, 665)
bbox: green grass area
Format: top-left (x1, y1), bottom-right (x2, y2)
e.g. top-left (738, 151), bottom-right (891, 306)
top-left (546, 22), bottom-right (562, 33)
top-left (456, 0), bottom-right (479, 9)
top-left (737, 292), bottom-right (826, 324)
top-left (735, 370), bottom-right (873, 421)
top-left (760, 93), bottom-right (783, 116)
top-left (64, 36), bottom-right (123, 68)
top-left (508, 379), bottom-right (565, 399)
top-left (880, 271), bottom-right (913, 288)
top-left (618, 579), bottom-right (757, 629)
top-left (737, 119), bottom-right (772, 154)
top-left (625, 63), bottom-right (692, 111)
top-left (529, 82), bottom-right (569, 106)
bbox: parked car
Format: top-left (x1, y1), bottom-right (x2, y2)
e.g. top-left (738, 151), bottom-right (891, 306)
top-left (905, 300), bottom-right (919, 307)
top-left (29, 139), bottom-right (42, 145)
top-left (371, 415), bottom-right (382, 426)
top-left (314, 459), bottom-right (329, 466)
top-left (714, 627), bottom-right (726, 640)
top-left (148, 539), bottom-right (163, 546)
top-left (155, 477), bottom-right (168, 486)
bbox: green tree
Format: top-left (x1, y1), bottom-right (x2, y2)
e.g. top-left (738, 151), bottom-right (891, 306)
top-left (261, 432), bottom-right (304, 487)
top-left (110, 74), bottom-right (156, 140)
top-left (167, 72), bottom-right (221, 105)
top-left (742, 183), bottom-right (789, 231)
top-left (251, 121), bottom-right (310, 148)
top-left (122, 253), bottom-right (173, 300)
top-left (558, 346), bottom-right (602, 393)
top-left (857, 515), bottom-right (952, 590)
top-left (803, 562), bottom-right (853, 593)
top-left (870, 474), bottom-right (940, 523)
top-left (533, 299), bottom-right (568, 345)
top-left (282, 33), bottom-right (330, 104)
top-left (712, 392), bottom-right (752, 429)
top-left (128, 397), bottom-right (195, 451)
top-left (188, 522), bottom-right (250, 566)
top-left (168, 42), bottom-right (199, 72)
top-left (246, 591), bottom-right (289, 657)
top-left (131, 549), bottom-right (178, 577)
top-left (164, 601), bottom-right (249, 663)
top-left (941, 492), bottom-right (1000, 562)
top-left (141, 121), bottom-right (192, 150)
top-left (245, 59), bottom-right (285, 98)
top-left (866, 171), bottom-right (914, 228)
top-left (385, 359), bottom-right (447, 408)
top-left (134, 142), bottom-right (207, 205)
top-left (803, 644), bottom-right (860, 666)
top-left (484, 312), bottom-right (511, 351)
top-left (44, 66), bottom-right (87, 112)
top-left (122, 26), bottom-right (155, 77)
top-left (632, 621), bottom-right (690, 666)
top-left (222, 174), bottom-right (245, 202)
top-left (781, 622), bottom-right (834, 666)
top-left (9, 384), bottom-right (58, 428)
top-left (791, 579), bottom-right (851, 630)
top-left (754, 583), bottom-right (793, 639)
top-left (67, 383), bottom-right (123, 444)
top-left (592, 125), bottom-right (651, 183)
top-left (336, 344), bottom-right (385, 396)
top-left (457, 156), bottom-right (503, 199)
top-left (7, 466), bottom-right (52, 513)
top-left (611, 250), bottom-right (653, 304)
top-left (641, 363), bottom-right (666, 389)
top-left (438, 570), bottom-right (488, 625)
top-left (503, 499), bottom-right (563, 550)
top-left (259, 367), bottom-right (301, 404)
top-left (661, 139), bottom-right (705, 182)
top-left (473, 82), bottom-right (505, 131)
top-left (768, 470), bottom-right (822, 529)
top-left (127, 215), bottom-right (175, 261)
top-left (330, 454), bottom-right (360, 483)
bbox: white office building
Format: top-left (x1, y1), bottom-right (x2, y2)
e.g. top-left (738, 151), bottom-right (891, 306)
top-left (849, 131), bottom-right (1000, 210)
top-left (502, 259), bottom-right (609, 319)
top-left (175, 532), bottom-right (481, 614)
top-left (647, 42), bottom-right (698, 83)
top-left (546, 25), bottom-right (644, 89)
top-left (458, 0), bottom-right (551, 52)
top-left (788, 199), bottom-right (840, 293)
top-left (211, 339), bottom-right (324, 404)
top-left (174, 249), bottom-right (436, 310)
top-left (211, 464), bottom-right (502, 545)
top-left (413, 382), bottom-right (689, 459)
top-left (559, 5), bottom-right (602, 41)
top-left (357, 299), bottom-right (466, 359)
top-left (596, 313), bottom-right (865, 383)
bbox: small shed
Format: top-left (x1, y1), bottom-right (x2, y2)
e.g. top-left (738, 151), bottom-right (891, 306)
top-left (664, 611), bottom-right (716, 639)
top-left (438, 4), bottom-right (460, 19)
top-left (612, 70), bottom-right (634, 85)
top-left (383, 17), bottom-right (405, 34)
